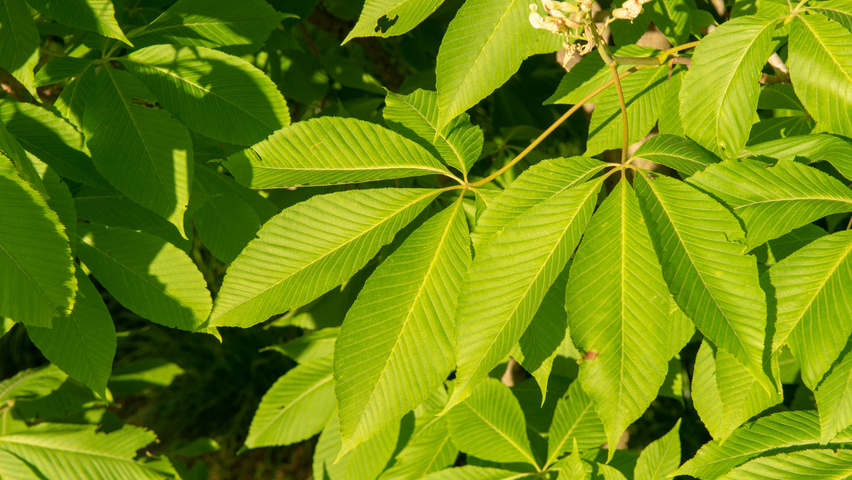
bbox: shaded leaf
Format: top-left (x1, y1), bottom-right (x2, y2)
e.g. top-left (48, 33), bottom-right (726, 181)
top-left (0, 0), bottom-right (39, 95)
top-left (122, 45), bottom-right (290, 146)
top-left (26, 0), bottom-right (130, 44)
top-left (632, 134), bottom-right (721, 177)
top-left (546, 380), bottom-right (607, 466)
top-left (346, 0), bottom-right (445, 41)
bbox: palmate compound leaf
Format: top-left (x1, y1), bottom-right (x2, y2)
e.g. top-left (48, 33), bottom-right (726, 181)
top-left (335, 197), bottom-right (470, 454)
top-left (446, 177), bottom-right (604, 411)
top-left (75, 223), bottom-right (211, 331)
top-left (680, 15), bottom-right (781, 157)
top-left (0, 168), bottom-right (76, 328)
top-left (677, 410), bottom-right (852, 479)
top-left (688, 159), bottom-right (852, 250)
top-left (634, 173), bottom-right (769, 385)
top-left (26, 270), bottom-right (115, 398)
top-left (691, 340), bottom-right (781, 440)
top-left (435, 0), bottom-right (536, 128)
top-left (788, 12), bottom-right (852, 138)
top-left (0, 424), bottom-right (163, 480)
top-left (634, 419), bottom-right (681, 480)
top-left (224, 117), bottom-right (452, 189)
top-left (345, 0), bottom-right (446, 42)
top-left (471, 156), bottom-right (607, 250)
top-left (567, 180), bottom-right (686, 456)
top-left (546, 379), bottom-right (607, 466)
top-left (383, 89), bottom-right (484, 175)
top-left (244, 356), bottom-right (335, 449)
top-left (122, 45), bottom-right (290, 146)
top-left (25, 0), bottom-right (130, 45)
top-left (209, 188), bottom-right (442, 329)
top-left (631, 134), bottom-right (721, 177)
top-left (446, 378), bottom-right (538, 467)
top-left (127, 0), bottom-right (286, 51)
top-left (82, 68), bottom-right (192, 238)
top-left (770, 231), bottom-right (852, 392)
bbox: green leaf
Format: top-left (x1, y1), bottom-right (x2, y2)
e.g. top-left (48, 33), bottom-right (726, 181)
top-left (770, 231), bottom-right (852, 390)
top-left (192, 192), bottom-right (260, 264)
top-left (73, 185), bottom-right (189, 251)
top-left (108, 358), bottom-right (184, 395)
top-left (0, 168), bottom-right (76, 327)
top-left (345, 0), bottom-right (445, 41)
top-left (0, 101), bottom-right (110, 189)
top-left (0, 113), bottom-right (44, 194)
top-left (753, 224), bottom-right (828, 270)
top-left (806, 0), bottom-right (852, 31)
top-left (718, 449), bottom-right (852, 479)
top-left (648, 0), bottom-right (695, 45)
top-left (26, 0), bottom-right (131, 45)
top-left (265, 328), bottom-right (338, 364)
top-left (0, 424), bottom-right (164, 480)
top-left (471, 156), bottom-right (606, 250)
top-left (747, 115), bottom-right (815, 145)
top-left (0, 449), bottom-right (39, 480)
top-left (546, 380), bottom-right (606, 466)
top-left (758, 83), bottom-right (805, 111)
top-left (448, 178), bottom-right (603, 410)
top-left (567, 180), bottom-right (674, 454)
top-left (680, 15), bottom-right (781, 157)
top-left (128, 0), bottom-right (286, 51)
top-left (634, 174), bottom-right (768, 383)
top-left (677, 410), bottom-right (850, 479)
top-left (657, 66), bottom-right (685, 137)
top-left (313, 414), bottom-right (400, 480)
top-left (511, 267), bottom-right (570, 399)
top-left (335, 199), bottom-right (470, 454)
top-left (0, 365), bottom-right (66, 405)
top-left (34, 57), bottom-right (91, 87)
top-left (244, 356), bottom-right (335, 448)
top-left (53, 62), bottom-right (97, 129)
top-left (631, 134), bottom-right (721, 177)
top-left (193, 163), bottom-right (277, 222)
top-left (634, 420), bottom-right (681, 480)
top-left (586, 65), bottom-right (668, 157)
top-left (122, 45), bottom-right (290, 146)
top-left (689, 159), bottom-right (852, 249)
top-left (691, 341), bottom-right (781, 440)
top-left (815, 346), bottom-right (852, 443)
top-left (377, 390), bottom-right (459, 479)
top-left (446, 378), bottom-right (538, 467)
top-left (210, 188), bottom-right (441, 328)
top-left (788, 12), bottom-right (852, 137)
top-left (738, 134), bottom-right (852, 180)
top-left (436, 0), bottom-right (537, 127)
top-left (421, 466), bottom-right (535, 480)
top-left (82, 68), bottom-right (192, 237)
top-left (0, 0), bottom-right (40, 96)
top-left (75, 223), bottom-right (211, 331)
top-left (26, 270), bottom-right (115, 398)
top-left (384, 89), bottom-right (484, 175)
top-left (225, 117), bottom-right (451, 189)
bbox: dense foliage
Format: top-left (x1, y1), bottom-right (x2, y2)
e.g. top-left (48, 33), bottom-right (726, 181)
top-left (1, 0), bottom-right (852, 478)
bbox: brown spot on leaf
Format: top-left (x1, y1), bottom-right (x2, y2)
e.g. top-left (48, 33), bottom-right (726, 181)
top-left (583, 350), bottom-right (599, 361)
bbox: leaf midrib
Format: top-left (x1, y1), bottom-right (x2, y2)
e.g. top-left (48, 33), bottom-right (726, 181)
top-left (459, 401), bottom-right (536, 467)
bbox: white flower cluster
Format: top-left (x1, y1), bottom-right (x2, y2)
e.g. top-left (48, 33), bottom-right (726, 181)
top-left (611, 0), bottom-right (653, 21)
top-left (528, 0), bottom-right (596, 56)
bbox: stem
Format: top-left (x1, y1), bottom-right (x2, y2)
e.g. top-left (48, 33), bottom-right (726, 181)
top-left (846, 214), bottom-right (852, 230)
top-left (609, 62), bottom-right (629, 164)
top-left (470, 67), bottom-right (642, 188)
top-left (660, 41), bottom-right (700, 59)
top-left (614, 56), bottom-right (662, 65)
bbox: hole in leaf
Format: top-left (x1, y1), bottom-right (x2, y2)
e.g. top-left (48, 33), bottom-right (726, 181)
top-left (374, 14), bottom-right (399, 33)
